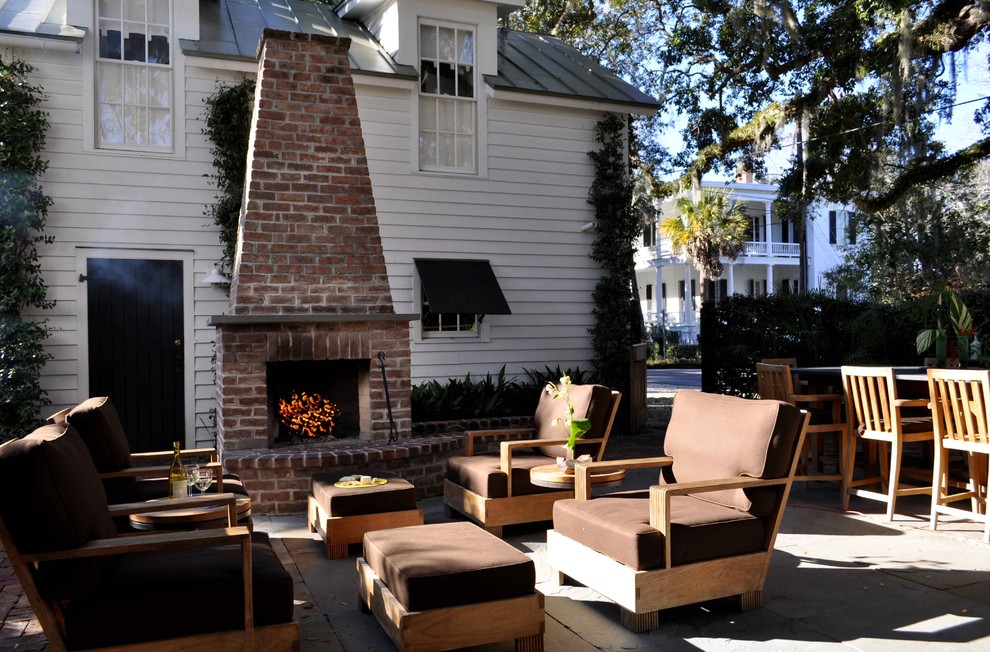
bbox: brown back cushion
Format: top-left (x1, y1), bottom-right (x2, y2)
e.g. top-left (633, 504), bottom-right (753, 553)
top-left (0, 424), bottom-right (117, 599)
top-left (535, 384), bottom-right (614, 458)
top-left (663, 391), bottom-right (803, 516)
top-left (66, 397), bottom-right (133, 472)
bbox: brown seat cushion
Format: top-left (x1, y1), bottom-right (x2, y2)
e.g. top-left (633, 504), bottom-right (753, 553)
top-left (0, 424), bottom-right (117, 599)
top-left (553, 491), bottom-right (765, 571)
top-left (663, 391), bottom-right (804, 516)
top-left (446, 452), bottom-right (560, 498)
top-left (534, 384), bottom-right (614, 458)
top-left (311, 474), bottom-right (417, 516)
top-left (363, 522), bottom-right (535, 611)
top-left (61, 532), bottom-right (293, 649)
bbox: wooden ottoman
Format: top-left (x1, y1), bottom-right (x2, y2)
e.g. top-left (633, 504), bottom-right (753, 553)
top-left (357, 522), bottom-right (544, 651)
top-left (308, 473), bottom-right (423, 559)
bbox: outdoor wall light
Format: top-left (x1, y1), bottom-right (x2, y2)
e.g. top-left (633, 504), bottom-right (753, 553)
top-left (200, 266), bottom-right (230, 287)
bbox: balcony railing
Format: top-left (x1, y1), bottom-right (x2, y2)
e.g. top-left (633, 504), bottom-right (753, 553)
top-left (636, 240), bottom-right (800, 263)
top-left (740, 241), bottom-right (800, 257)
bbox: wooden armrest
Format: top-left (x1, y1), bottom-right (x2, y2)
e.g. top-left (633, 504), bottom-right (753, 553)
top-left (108, 492), bottom-right (238, 516)
top-left (895, 398), bottom-right (930, 408)
top-left (648, 476), bottom-right (787, 569)
top-left (100, 465), bottom-right (170, 479)
top-left (574, 456), bottom-right (672, 500)
top-left (21, 525), bottom-right (251, 562)
top-left (130, 447), bottom-right (218, 462)
top-left (109, 493), bottom-right (240, 527)
top-left (463, 428), bottom-right (536, 456)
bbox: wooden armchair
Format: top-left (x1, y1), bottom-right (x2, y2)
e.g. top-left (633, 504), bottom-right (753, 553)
top-left (927, 368), bottom-right (990, 542)
top-left (546, 390), bottom-right (808, 632)
top-left (756, 362), bottom-right (846, 488)
top-left (0, 422), bottom-right (298, 651)
top-left (65, 396), bottom-right (242, 504)
top-left (444, 384), bottom-right (621, 536)
top-left (841, 366), bottom-right (934, 520)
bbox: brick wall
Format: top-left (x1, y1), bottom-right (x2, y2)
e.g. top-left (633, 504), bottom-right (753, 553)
top-left (229, 29), bottom-right (394, 317)
top-left (225, 435), bottom-right (462, 513)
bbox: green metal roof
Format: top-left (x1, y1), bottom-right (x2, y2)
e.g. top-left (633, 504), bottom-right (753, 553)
top-left (180, 0), bottom-right (418, 79)
top-left (0, 0), bottom-right (85, 40)
top-left (489, 30), bottom-right (658, 109)
top-left (185, 0), bottom-right (658, 109)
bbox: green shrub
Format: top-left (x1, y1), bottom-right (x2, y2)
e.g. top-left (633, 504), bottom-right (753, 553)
top-left (700, 291), bottom-right (928, 396)
top-left (411, 365), bottom-right (594, 422)
top-left (0, 54), bottom-right (53, 442)
top-left (665, 344), bottom-right (699, 361)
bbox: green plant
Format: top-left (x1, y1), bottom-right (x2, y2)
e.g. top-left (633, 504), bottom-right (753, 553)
top-left (544, 375), bottom-right (591, 451)
top-left (0, 54), bottom-right (54, 442)
top-left (202, 78), bottom-right (254, 274)
top-left (916, 291), bottom-right (976, 355)
top-left (588, 113), bottom-right (644, 397)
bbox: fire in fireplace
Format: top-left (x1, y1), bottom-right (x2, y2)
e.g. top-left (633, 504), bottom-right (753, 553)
top-left (278, 391), bottom-right (341, 439)
top-left (267, 360), bottom-right (368, 443)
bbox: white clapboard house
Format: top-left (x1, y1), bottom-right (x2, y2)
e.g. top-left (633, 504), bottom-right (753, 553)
top-left (1, 0), bottom-right (658, 448)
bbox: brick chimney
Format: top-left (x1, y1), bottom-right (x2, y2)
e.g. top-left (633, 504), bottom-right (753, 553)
top-left (211, 30), bottom-right (414, 453)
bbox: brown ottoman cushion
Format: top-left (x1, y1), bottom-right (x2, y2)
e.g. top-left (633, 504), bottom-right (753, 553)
top-left (311, 474), bottom-right (417, 517)
top-left (363, 522), bottom-right (535, 611)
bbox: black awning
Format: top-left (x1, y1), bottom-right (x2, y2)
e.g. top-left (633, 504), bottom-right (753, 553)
top-left (415, 259), bottom-right (511, 315)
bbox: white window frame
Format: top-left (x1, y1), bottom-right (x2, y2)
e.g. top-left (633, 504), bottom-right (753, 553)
top-left (411, 273), bottom-right (491, 343)
top-left (417, 19), bottom-right (478, 174)
top-left (95, 0), bottom-right (174, 153)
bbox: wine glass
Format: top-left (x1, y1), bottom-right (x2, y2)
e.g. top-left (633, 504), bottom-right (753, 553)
top-left (193, 468), bottom-right (213, 496)
top-left (185, 465), bottom-right (199, 497)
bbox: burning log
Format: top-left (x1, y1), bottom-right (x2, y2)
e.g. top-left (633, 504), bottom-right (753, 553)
top-left (278, 391), bottom-right (341, 438)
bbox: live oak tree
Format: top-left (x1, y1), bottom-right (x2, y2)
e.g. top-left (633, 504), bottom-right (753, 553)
top-left (506, 1), bottom-right (990, 211)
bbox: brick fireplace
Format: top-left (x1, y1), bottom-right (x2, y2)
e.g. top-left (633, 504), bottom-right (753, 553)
top-left (210, 29), bottom-right (415, 459)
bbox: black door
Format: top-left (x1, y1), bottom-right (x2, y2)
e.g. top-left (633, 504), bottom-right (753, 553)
top-left (86, 258), bottom-right (184, 452)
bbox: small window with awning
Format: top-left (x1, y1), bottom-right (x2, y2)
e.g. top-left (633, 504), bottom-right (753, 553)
top-left (415, 259), bottom-right (510, 336)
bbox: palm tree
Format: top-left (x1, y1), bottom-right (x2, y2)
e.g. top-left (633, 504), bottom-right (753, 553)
top-left (660, 189), bottom-right (749, 300)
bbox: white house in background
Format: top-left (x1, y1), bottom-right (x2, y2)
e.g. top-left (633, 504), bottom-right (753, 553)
top-left (635, 175), bottom-right (858, 343)
top-left (1, 0), bottom-right (658, 449)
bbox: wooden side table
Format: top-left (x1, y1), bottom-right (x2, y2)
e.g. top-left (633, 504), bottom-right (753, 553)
top-left (530, 464), bottom-right (625, 490)
top-left (129, 495), bottom-right (252, 531)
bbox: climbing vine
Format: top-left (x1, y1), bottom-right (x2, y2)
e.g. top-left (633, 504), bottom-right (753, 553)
top-left (0, 53), bottom-right (54, 441)
top-left (202, 78), bottom-right (254, 273)
top-left (588, 113), bottom-right (644, 398)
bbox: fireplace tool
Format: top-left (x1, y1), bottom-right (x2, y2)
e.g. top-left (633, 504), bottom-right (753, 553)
top-left (378, 351), bottom-right (399, 444)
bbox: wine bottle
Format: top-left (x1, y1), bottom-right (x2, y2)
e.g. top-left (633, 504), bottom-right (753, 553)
top-left (168, 441), bottom-right (187, 499)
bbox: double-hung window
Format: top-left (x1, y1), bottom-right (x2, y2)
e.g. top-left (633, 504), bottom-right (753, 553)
top-left (418, 22), bottom-right (475, 172)
top-left (96, 0), bottom-right (172, 150)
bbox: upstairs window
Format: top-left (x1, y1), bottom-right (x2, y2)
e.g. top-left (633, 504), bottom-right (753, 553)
top-left (419, 22), bottom-right (475, 172)
top-left (97, 0), bottom-right (172, 150)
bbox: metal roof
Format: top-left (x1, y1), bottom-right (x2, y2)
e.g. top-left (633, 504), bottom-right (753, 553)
top-left (0, 0), bottom-right (85, 40)
top-left (180, 0), bottom-right (418, 79)
top-left (490, 30), bottom-right (658, 109)
top-left (0, 0), bottom-right (657, 108)
top-left (185, 0), bottom-right (657, 109)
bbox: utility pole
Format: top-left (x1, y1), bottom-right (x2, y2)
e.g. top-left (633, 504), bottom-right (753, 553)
top-left (795, 110), bottom-right (809, 292)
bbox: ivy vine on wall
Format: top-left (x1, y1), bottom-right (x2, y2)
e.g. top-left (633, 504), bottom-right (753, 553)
top-left (588, 113), bottom-right (644, 399)
top-left (0, 53), bottom-right (54, 441)
top-left (202, 78), bottom-right (255, 273)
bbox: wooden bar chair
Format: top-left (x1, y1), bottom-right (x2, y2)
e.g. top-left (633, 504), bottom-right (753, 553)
top-left (927, 368), bottom-right (990, 542)
top-left (841, 366), bottom-right (934, 520)
top-left (756, 363), bottom-right (846, 489)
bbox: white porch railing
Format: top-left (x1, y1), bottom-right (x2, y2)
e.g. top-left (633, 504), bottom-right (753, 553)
top-left (741, 241), bottom-right (800, 257)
